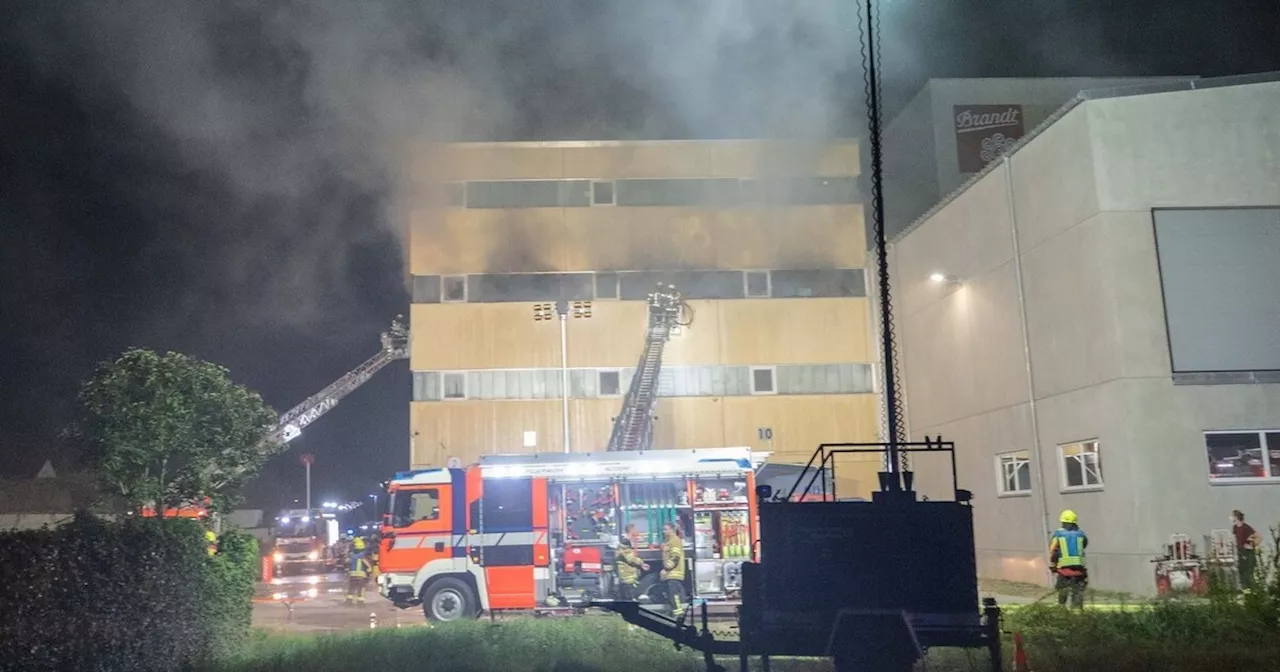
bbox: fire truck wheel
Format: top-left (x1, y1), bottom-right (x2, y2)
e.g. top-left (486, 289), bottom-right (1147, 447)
top-left (423, 577), bottom-right (477, 623)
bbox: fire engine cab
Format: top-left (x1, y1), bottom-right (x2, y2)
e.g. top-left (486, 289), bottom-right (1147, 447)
top-left (377, 447), bottom-right (767, 622)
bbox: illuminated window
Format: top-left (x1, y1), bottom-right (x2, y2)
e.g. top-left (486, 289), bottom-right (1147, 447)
top-left (1058, 440), bottom-right (1103, 490)
top-left (996, 451), bottom-right (1032, 495)
top-left (1205, 431), bottom-right (1280, 481)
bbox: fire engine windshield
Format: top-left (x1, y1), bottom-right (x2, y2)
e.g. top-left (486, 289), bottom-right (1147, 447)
top-left (391, 488), bottom-right (440, 528)
top-left (276, 517), bottom-right (323, 539)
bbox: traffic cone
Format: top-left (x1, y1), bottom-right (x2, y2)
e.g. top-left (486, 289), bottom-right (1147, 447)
top-left (1013, 631), bottom-right (1030, 672)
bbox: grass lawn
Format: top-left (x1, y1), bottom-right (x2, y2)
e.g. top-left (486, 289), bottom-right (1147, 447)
top-left (216, 600), bottom-right (1280, 672)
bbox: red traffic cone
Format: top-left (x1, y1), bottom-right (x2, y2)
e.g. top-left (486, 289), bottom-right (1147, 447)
top-left (1013, 631), bottom-right (1030, 672)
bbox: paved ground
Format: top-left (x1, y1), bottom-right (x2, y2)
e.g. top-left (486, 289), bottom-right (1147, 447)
top-left (253, 595), bottom-right (426, 633)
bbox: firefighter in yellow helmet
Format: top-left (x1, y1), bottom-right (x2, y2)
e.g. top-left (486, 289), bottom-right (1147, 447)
top-left (659, 522), bottom-right (686, 618)
top-left (1048, 509), bottom-right (1088, 608)
top-left (345, 536), bottom-right (372, 604)
top-left (205, 529), bottom-right (218, 557)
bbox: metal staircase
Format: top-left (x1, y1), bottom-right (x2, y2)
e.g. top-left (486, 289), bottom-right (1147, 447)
top-left (606, 284), bottom-right (683, 452)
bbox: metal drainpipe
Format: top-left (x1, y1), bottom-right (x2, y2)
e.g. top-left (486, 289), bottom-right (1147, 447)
top-left (1003, 156), bottom-right (1053, 580)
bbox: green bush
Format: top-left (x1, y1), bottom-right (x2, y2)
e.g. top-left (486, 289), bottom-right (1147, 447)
top-left (0, 512), bottom-right (257, 672)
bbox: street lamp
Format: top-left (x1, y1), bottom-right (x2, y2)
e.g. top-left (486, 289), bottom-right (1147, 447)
top-left (534, 299), bottom-right (593, 453)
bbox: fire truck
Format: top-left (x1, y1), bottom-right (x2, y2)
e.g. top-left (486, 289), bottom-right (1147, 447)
top-left (269, 509), bottom-right (342, 577)
top-left (377, 447), bottom-right (769, 621)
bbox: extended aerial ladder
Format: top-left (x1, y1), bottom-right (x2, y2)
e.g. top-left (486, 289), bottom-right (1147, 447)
top-left (208, 316), bottom-right (409, 492)
top-left (606, 284), bottom-right (683, 452)
top-left (264, 315), bottom-right (410, 444)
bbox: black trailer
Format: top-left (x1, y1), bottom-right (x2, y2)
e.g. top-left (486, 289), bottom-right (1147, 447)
top-left (599, 439), bottom-right (1003, 672)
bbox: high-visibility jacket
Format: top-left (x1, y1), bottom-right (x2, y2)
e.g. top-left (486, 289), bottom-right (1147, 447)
top-left (205, 530), bottom-right (218, 557)
top-left (1049, 527), bottom-right (1088, 569)
top-left (660, 533), bottom-right (685, 581)
top-left (349, 553), bottom-right (371, 579)
top-left (616, 545), bottom-right (645, 585)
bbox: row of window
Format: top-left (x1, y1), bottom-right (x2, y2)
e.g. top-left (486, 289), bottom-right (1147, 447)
top-left (996, 440), bottom-right (1103, 496)
top-left (412, 268), bottom-right (867, 304)
top-left (411, 363), bottom-right (874, 402)
top-left (994, 430), bottom-right (1280, 498)
top-left (434, 177), bottom-right (859, 209)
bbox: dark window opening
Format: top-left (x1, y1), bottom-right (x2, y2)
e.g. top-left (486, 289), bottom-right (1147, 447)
top-left (443, 275), bottom-right (467, 302)
top-left (592, 181), bottom-right (615, 205)
top-left (595, 272), bottom-right (619, 299)
top-left (599, 370), bottom-right (621, 396)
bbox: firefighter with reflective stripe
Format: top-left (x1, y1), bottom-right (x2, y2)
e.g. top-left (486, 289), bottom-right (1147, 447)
top-left (346, 537), bottom-right (372, 604)
top-left (205, 529), bottom-right (218, 557)
top-left (614, 537), bottom-right (649, 601)
top-left (1049, 509), bottom-right (1088, 608)
top-left (660, 522), bottom-right (686, 618)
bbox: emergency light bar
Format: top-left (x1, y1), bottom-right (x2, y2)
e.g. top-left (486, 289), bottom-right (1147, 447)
top-left (478, 447), bottom-right (767, 479)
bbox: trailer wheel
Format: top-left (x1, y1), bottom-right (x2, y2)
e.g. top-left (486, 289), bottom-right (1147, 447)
top-left (422, 577), bottom-right (477, 623)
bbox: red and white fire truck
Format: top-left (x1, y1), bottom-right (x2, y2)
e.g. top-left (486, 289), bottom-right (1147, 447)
top-left (377, 447), bottom-right (771, 621)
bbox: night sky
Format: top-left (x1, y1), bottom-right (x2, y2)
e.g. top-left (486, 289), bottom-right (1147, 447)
top-left (2, 0), bottom-right (1278, 510)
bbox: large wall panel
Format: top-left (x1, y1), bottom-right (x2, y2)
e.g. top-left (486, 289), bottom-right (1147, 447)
top-left (1153, 207), bottom-right (1280, 373)
top-left (408, 206), bottom-right (865, 275)
top-left (414, 299), bottom-right (871, 370)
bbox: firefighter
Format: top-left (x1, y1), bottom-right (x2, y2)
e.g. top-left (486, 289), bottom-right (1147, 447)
top-left (205, 529), bottom-right (218, 557)
top-left (614, 536), bottom-right (649, 601)
top-left (659, 522), bottom-right (686, 618)
top-left (1048, 509), bottom-right (1088, 608)
top-left (346, 537), bottom-right (372, 604)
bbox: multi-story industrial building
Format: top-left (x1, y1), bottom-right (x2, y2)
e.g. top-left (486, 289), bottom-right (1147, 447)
top-left (404, 139), bottom-right (882, 496)
top-left (887, 73), bottom-right (1280, 594)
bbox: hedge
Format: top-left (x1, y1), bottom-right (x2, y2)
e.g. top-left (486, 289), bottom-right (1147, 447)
top-left (0, 512), bottom-right (257, 672)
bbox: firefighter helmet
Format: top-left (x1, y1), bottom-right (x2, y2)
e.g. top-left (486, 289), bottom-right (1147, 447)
top-left (1059, 509), bottom-right (1078, 525)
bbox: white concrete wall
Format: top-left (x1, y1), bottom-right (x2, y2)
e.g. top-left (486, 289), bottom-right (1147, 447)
top-left (880, 76), bottom-right (1198, 243)
top-left (889, 78), bottom-right (1280, 595)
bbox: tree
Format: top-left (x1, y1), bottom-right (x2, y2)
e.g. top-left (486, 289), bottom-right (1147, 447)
top-left (76, 349), bottom-right (282, 513)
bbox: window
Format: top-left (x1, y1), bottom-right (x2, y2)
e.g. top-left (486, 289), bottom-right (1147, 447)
top-left (599, 370), bottom-right (622, 397)
top-left (442, 372), bottom-right (467, 400)
top-left (750, 366), bottom-right (776, 395)
top-left (391, 488), bottom-right (439, 527)
top-left (445, 182), bottom-right (466, 207)
top-left (442, 275), bottom-right (467, 302)
top-left (464, 180), bottom-right (590, 208)
top-left (1205, 431), bottom-right (1280, 481)
top-left (478, 478), bottom-right (533, 530)
top-left (996, 451), bottom-right (1033, 495)
top-left (594, 272), bottom-right (619, 299)
top-left (744, 270), bottom-right (771, 298)
top-left (1059, 440), bottom-right (1103, 490)
top-left (591, 181), bottom-right (615, 206)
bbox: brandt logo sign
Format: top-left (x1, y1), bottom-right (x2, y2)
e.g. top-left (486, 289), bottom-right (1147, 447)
top-left (954, 104), bottom-right (1025, 173)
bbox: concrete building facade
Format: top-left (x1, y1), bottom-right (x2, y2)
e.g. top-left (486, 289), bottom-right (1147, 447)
top-left (886, 73), bottom-right (1280, 594)
top-left (877, 76), bottom-right (1197, 243)
top-left (405, 140), bottom-right (883, 496)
